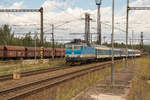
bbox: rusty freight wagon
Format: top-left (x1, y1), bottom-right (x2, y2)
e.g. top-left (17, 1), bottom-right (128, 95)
top-left (55, 48), bottom-right (61, 57)
top-left (25, 47), bottom-right (41, 58)
top-left (44, 48), bottom-right (53, 58)
top-left (55, 48), bottom-right (65, 57)
top-left (25, 47), bottom-right (36, 58)
top-left (60, 48), bottom-right (65, 57)
top-left (0, 46), bottom-right (4, 59)
top-left (4, 46), bottom-right (25, 58)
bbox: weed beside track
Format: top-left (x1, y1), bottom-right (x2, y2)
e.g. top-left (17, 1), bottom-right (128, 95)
top-left (0, 58), bottom-right (65, 76)
top-left (127, 57), bottom-right (150, 100)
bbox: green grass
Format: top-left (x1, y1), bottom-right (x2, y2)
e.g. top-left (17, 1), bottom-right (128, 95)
top-left (127, 57), bottom-right (150, 100)
top-left (0, 58), bottom-right (66, 76)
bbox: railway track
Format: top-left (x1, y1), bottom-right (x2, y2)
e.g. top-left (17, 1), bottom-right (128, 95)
top-left (0, 61), bottom-right (121, 100)
top-left (0, 60), bottom-right (121, 81)
top-left (0, 65), bottom-right (72, 81)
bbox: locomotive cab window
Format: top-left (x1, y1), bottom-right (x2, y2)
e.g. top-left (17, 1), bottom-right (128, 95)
top-left (74, 45), bottom-right (80, 50)
top-left (65, 45), bottom-right (72, 49)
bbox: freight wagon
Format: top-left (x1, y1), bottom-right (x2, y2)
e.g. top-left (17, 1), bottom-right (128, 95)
top-left (0, 45), bottom-right (65, 59)
top-left (4, 46), bottom-right (25, 58)
top-left (0, 46), bottom-right (4, 59)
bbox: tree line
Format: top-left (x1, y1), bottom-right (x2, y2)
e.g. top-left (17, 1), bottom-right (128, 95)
top-left (103, 42), bottom-right (150, 54)
top-left (0, 25), bottom-right (64, 48)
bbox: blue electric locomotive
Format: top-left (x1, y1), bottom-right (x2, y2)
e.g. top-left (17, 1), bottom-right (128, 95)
top-left (65, 44), bottom-right (96, 64)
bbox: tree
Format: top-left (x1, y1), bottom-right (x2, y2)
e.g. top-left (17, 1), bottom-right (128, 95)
top-left (0, 24), bottom-right (14, 45)
top-left (0, 24), bottom-right (65, 48)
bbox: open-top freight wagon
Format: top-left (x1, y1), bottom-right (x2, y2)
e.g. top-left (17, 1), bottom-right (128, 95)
top-left (0, 45), bottom-right (65, 59)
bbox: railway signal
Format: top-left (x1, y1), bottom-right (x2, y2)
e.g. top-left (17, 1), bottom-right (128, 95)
top-left (40, 47), bottom-right (44, 62)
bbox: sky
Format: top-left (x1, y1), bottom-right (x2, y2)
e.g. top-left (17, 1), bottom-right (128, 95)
top-left (0, 0), bottom-right (150, 44)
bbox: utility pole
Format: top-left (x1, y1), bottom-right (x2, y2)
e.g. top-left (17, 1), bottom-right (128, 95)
top-left (103, 36), bottom-right (106, 44)
top-left (91, 33), bottom-right (92, 44)
top-left (132, 31), bottom-right (134, 50)
top-left (111, 0), bottom-right (115, 85)
top-left (34, 32), bottom-right (37, 60)
top-left (85, 13), bottom-right (91, 46)
top-left (52, 24), bottom-right (55, 59)
top-left (95, 0), bottom-right (102, 45)
top-left (126, 0), bottom-right (129, 68)
top-left (140, 32), bottom-right (144, 50)
top-left (132, 30), bottom-right (134, 64)
top-left (130, 38), bottom-right (132, 47)
top-left (39, 7), bottom-right (44, 45)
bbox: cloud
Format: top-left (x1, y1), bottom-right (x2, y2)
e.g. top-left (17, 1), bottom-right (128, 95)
top-left (42, 0), bottom-right (70, 12)
top-left (0, 0), bottom-right (150, 44)
top-left (9, 1), bottom-right (24, 8)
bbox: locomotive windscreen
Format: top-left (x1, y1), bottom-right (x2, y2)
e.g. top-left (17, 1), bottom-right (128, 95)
top-left (65, 45), bottom-right (72, 49)
top-left (65, 45), bottom-right (80, 50)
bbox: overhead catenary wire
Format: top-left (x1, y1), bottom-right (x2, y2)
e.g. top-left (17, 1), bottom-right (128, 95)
top-left (44, 18), bottom-right (82, 32)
